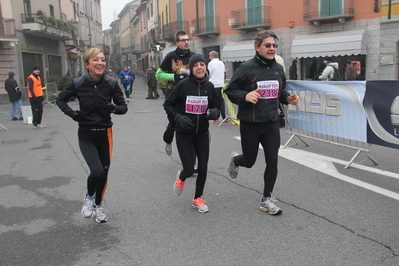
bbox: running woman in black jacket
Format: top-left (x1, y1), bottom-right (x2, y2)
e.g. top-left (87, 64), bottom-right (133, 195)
top-left (164, 54), bottom-right (219, 213)
top-left (56, 48), bottom-right (127, 223)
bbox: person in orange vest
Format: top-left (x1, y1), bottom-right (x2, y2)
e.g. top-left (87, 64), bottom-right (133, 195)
top-left (27, 66), bottom-right (46, 129)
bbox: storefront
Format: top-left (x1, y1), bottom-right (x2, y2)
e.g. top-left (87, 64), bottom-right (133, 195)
top-left (291, 29), bottom-right (368, 80)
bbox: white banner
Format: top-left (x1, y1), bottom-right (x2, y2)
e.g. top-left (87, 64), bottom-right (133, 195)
top-left (286, 81), bottom-right (367, 142)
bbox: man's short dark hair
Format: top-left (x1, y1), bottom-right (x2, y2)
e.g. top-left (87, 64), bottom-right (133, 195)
top-left (174, 31), bottom-right (188, 42)
top-left (346, 60), bottom-right (352, 64)
top-left (254, 30), bottom-right (278, 47)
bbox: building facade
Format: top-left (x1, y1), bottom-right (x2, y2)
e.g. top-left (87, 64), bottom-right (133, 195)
top-left (0, 0), bottom-right (103, 102)
top-left (106, 0), bottom-right (399, 82)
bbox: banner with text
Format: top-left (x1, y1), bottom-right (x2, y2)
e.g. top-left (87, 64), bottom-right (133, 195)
top-left (286, 80), bottom-right (399, 149)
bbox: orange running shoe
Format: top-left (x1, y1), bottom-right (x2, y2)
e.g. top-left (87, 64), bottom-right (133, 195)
top-left (192, 197), bottom-right (209, 213)
top-left (173, 171), bottom-right (185, 196)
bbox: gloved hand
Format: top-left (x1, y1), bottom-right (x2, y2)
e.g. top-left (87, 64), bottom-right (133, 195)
top-left (67, 110), bottom-right (82, 122)
top-left (174, 73), bottom-right (188, 82)
top-left (104, 103), bottom-right (115, 113)
top-left (174, 114), bottom-right (194, 131)
top-left (207, 108), bottom-right (220, 120)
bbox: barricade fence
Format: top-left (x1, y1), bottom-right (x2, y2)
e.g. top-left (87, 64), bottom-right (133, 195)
top-left (220, 83), bottom-right (239, 126)
top-left (284, 80), bottom-right (399, 168)
top-left (44, 82), bottom-right (57, 107)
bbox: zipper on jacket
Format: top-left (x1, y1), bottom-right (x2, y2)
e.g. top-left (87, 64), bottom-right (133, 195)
top-left (195, 82), bottom-right (201, 135)
top-left (251, 77), bottom-right (257, 122)
top-left (94, 85), bottom-right (100, 124)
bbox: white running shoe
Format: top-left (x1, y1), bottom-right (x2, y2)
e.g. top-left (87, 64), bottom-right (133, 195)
top-left (81, 194), bottom-right (95, 218)
top-left (95, 206), bottom-right (108, 223)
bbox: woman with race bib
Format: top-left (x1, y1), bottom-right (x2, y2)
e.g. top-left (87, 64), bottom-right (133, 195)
top-left (163, 54), bottom-right (219, 213)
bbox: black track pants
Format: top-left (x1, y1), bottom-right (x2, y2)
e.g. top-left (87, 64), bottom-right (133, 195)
top-left (235, 121), bottom-right (280, 198)
top-left (78, 127), bottom-right (112, 205)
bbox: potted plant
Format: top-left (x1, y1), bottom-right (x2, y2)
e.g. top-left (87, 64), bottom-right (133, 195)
top-left (48, 16), bottom-right (56, 27)
top-left (37, 9), bottom-right (44, 18)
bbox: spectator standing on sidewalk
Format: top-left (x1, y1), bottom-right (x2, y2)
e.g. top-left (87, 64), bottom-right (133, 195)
top-left (27, 66), bottom-right (46, 129)
top-left (319, 57), bottom-right (339, 81)
top-left (345, 60), bottom-right (356, 81)
top-left (208, 50), bottom-right (228, 124)
top-left (289, 59), bottom-right (298, 80)
top-left (146, 66), bottom-right (159, 99)
top-left (5, 71), bottom-right (23, 121)
top-left (156, 30), bottom-right (195, 155)
top-left (56, 47), bottom-right (128, 223)
top-left (224, 31), bottom-right (299, 215)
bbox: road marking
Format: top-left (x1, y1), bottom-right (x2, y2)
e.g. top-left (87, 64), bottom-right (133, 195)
top-left (233, 136), bottom-right (399, 201)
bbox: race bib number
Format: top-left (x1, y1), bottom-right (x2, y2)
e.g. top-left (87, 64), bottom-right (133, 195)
top-left (180, 68), bottom-right (190, 75)
top-left (257, 80), bottom-right (279, 99)
top-left (186, 96), bottom-right (208, 114)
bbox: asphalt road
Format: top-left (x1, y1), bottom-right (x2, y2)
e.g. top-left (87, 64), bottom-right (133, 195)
top-left (0, 77), bottom-right (398, 266)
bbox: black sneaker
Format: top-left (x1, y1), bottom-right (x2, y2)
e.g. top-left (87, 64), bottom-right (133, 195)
top-left (12, 117), bottom-right (18, 121)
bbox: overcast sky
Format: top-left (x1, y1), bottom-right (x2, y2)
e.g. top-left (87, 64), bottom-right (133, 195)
top-left (101, 1), bottom-right (132, 30)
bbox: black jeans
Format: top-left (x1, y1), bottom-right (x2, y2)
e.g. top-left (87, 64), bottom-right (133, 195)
top-left (29, 96), bottom-right (44, 126)
top-left (176, 131), bottom-right (209, 198)
top-left (214, 87), bottom-right (226, 119)
top-left (235, 121), bottom-right (280, 198)
top-left (78, 127), bottom-right (112, 206)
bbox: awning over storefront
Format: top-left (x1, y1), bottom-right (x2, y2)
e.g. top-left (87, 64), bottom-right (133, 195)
top-left (221, 40), bottom-right (255, 62)
top-left (291, 29), bottom-right (368, 58)
top-left (162, 44), bottom-right (176, 57)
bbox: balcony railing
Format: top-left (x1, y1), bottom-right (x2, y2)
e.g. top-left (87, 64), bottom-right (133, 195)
top-left (162, 21), bottom-right (189, 42)
top-left (21, 13), bottom-right (73, 41)
top-left (191, 15), bottom-right (220, 37)
top-left (149, 28), bottom-right (166, 45)
top-left (0, 18), bottom-right (17, 38)
top-left (131, 45), bottom-right (142, 54)
top-left (230, 6), bottom-right (271, 31)
top-left (122, 46), bottom-right (133, 54)
top-left (303, 0), bottom-right (354, 23)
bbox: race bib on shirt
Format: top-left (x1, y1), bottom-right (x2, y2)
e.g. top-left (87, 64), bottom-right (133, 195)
top-left (180, 68), bottom-right (190, 75)
top-left (185, 96), bottom-right (208, 114)
top-left (257, 80), bottom-right (279, 99)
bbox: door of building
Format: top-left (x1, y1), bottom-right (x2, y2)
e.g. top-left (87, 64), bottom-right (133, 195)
top-left (22, 52), bottom-right (43, 86)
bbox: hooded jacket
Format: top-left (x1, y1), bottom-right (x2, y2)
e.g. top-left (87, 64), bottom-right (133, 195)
top-left (319, 62), bottom-right (339, 81)
top-left (163, 75), bottom-right (219, 135)
top-left (56, 74), bottom-right (127, 128)
top-left (224, 54), bottom-right (290, 123)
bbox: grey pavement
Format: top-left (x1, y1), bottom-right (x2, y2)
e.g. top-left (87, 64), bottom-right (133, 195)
top-left (1, 76), bottom-right (399, 265)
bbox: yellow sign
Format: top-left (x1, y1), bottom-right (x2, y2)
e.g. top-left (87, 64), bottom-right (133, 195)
top-left (21, 44), bottom-right (44, 51)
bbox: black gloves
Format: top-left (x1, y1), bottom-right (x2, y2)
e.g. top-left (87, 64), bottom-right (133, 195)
top-left (67, 110), bottom-right (82, 122)
top-left (104, 103), bottom-right (115, 113)
top-left (207, 108), bottom-right (219, 120)
top-left (174, 73), bottom-right (188, 82)
top-left (174, 114), bottom-right (194, 131)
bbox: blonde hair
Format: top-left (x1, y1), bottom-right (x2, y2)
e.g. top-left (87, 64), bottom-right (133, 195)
top-left (83, 48), bottom-right (104, 64)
